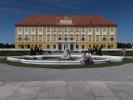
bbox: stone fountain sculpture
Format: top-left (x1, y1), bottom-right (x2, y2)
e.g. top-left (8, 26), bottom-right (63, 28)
top-left (62, 48), bottom-right (71, 60)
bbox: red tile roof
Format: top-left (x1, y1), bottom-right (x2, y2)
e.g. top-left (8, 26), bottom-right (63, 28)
top-left (16, 16), bottom-right (116, 26)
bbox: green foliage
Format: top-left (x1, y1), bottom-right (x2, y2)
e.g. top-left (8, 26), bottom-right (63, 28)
top-left (102, 51), bottom-right (133, 56)
top-left (30, 47), bottom-right (44, 55)
top-left (0, 43), bottom-right (15, 48)
top-left (0, 51), bottom-right (29, 56)
top-left (117, 42), bottom-right (132, 48)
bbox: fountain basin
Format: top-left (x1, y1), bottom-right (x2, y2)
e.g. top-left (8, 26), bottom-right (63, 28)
top-left (7, 55), bottom-right (124, 65)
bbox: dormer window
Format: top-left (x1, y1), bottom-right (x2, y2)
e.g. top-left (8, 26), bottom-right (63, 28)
top-left (64, 16), bottom-right (69, 20)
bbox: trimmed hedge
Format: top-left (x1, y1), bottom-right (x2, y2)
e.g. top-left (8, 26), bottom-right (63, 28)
top-left (103, 51), bottom-right (133, 56)
top-left (0, 51), bottom-right (30, 56)
top-left (0, 50), bottom-right (133, 56)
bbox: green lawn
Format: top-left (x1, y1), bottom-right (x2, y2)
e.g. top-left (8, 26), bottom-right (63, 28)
top-left (0, 58), bottom-right (133, 69)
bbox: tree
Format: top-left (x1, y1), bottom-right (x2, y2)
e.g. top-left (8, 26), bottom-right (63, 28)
top-left (117, 42), bottom-right (132, 48)
top-left (0, 43), bottom-right (15, 48)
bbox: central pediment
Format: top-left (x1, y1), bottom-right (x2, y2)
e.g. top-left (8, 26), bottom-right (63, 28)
top-left (59, 16), bottom-right (73, 25)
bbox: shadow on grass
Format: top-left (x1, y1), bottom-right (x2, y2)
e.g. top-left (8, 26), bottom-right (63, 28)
top-left (0, 58), bottom-right (133, 69)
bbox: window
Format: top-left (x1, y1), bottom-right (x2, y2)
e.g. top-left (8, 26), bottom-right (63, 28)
top-left (31, 27), bottom-right (35, 32)
top-left (47, 45), bottom-right (50, 49)
top-left (24, 35), bottom-right (29, 41)
top-left (82, 38), bottom-right (85, 41)
top-left (111, 45), bottom-right (114, 48)
top-left (89, 45), bottom-right (91, 48)
top-left (108, 45), bottom-right (111, 48)
top-left (111, 27), bottom-right (114, 32)
top-left (53, 45), bottom-right (56, 49)
top-left (53, 34), bottom-right (56, 41)
top-left (96, 35), bottom-right (100, 41)
top-left (88, 27), bottom-right (91, 32)
top-left (82, 45), bottom-right (84, 49)
top-left (64, 34), bottom-right (68, 41)
top-left (58, 37), bottom-right (61, 40)
top-left (18, 27), bottom-right (22, 31)
top-left (47, 27), bottom-right (50, 32)
top-left (70, 27), bottom-right (73, 32)
top-left (96, 27), bottom-right (99, 32)
top-left (58, 34), bottom-right (62, 40)
top-left (64, 38), bottom-right (67, 41)
top-left (47, 34), bottom-right (50, 41)
top-left (25, 27), bottom-right (28, 32)
top-left (76, 45), bottom-right (78, 49)
top-left (18, 35), bottom-right (22, 41)
top-left (76, 34), bottom-right (79, 41)
top-left (64, 27), bottom-right (67, 32)
top-left (70, 34), bottom-right (74, 41)
top-left (58, 27), bottom-right (61, 32)
top-left (25, 44), bottom-right (28, 48)
top-left (58, 34), bottom-right (61, 37)
top-left (39, 35), bottom-right (42, 42)
top-left (39, 27), bottom-right (42, 32)
top-left (76, 28), bottom-right (79, 32)
top-left (103, 35), bottom-right (107, 41)
top-left (70, 38), bottom-right (73, 40)
top-left (103, 27), bottom-right (106, 32)
top-left (53, 27), bottom-right (56, 32)
top-left (82, 34), bottom-right (85, 41)
top-left (88, 35), bottom-right (92, 41)
top-left (110, 35), bottom-right (114, 41)
top-left (82, 28), bottom-right (85, 32)
top-left (31, 35), bottom-right (35, 42)
top-left (39, 44), bottom-right (42, 48)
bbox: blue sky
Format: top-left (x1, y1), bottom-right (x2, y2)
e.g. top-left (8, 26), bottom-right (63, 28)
top-left (0, 0), bottom-right (133, 43)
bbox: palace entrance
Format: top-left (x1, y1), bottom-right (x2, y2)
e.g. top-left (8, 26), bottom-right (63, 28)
top-left (58, 44), bottom-right (62, 51)
top-left (70, 44), bottom-right (74, 51)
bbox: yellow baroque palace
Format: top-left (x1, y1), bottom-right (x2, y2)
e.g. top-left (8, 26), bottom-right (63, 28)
top-left (15, 16), bottom-right (117, 51)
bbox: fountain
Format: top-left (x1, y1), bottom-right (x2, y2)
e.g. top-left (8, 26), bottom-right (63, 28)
top-left (62, 48), bottom-right (71, 60)
top-left (7, 48), bottom-right (124, 65)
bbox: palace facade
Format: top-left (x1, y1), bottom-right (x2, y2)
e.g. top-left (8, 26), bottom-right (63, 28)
top-left (15, 16), bottom-right (117, 51)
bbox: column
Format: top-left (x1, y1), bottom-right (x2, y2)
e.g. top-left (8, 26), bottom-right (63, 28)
top-left (74, 43), bottom-right (76, 51)
top-left (62, 43), bottom-right (64, 51)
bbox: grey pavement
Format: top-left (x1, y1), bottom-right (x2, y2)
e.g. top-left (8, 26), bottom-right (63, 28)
top-left (0, 62), bottom-right (133, 100)
top-left (0, 63), bottom-right (133, 82)
top-left (0, 81), bottom-right (132, 100)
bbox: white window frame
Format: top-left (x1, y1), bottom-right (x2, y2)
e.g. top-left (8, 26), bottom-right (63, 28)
top-left (38, 35), bottom-right (43, 42)
top-left (96, 35), bottom-right (100, 42)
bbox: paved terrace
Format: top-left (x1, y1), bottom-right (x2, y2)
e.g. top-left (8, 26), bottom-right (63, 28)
top-left (0, 59), bottom-right (133, 100)
top-left (0, 63), bottom-right (133, 82)
top-left (0, 81), bottom-right (133, 100)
